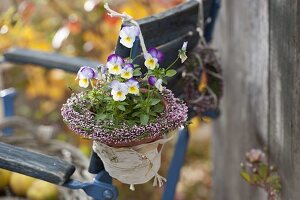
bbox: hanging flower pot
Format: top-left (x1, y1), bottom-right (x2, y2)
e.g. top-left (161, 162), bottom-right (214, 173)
top-left (182, 44), bottom-right (223, 119)
top-left (61, 4), bottom-right (189, 190)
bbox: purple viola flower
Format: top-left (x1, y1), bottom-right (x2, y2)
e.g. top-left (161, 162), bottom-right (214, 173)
top-left (77, 66), bottom-right (97, 79)
top-left (76, 66), bottom-right (98, 88)
top-left (148, 76), bottom-right (157, 86)
top-left (123, 63), bottom-right (134, 70)
top-left (107, 54), bottom-right (124, 65)
top-left (148, 48), bottom-right (164, 63)
top-left (107, 54), bottom-right (124, 75)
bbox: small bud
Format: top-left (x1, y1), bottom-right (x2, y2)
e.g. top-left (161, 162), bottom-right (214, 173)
top-left (240, 162), bottom-right (245, 169)
top-left (269, 165), bottom-right (276, 171)
top-left (252, 167), bottom-right (258, 173)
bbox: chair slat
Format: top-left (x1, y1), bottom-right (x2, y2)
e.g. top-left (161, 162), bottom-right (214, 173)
top-left (0, 142), bottom-right (75, 185)
top-left (3, 48), bottom-right (100, 73)
top-left (130, 30), bottom-right (199, 70)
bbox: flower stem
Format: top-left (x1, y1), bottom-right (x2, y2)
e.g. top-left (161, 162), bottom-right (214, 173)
top-left (90, 80), bottom-right (94, 88)
top-left (130, 47), bottom-right (133, 59)
top-left (166, 56), bottom-right (179, 70)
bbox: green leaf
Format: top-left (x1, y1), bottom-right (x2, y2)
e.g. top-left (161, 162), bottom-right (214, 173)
top-left (126, 120), bottom-right (136, 126)
top-left (132, 112), bottom-right (140, 117)
top-left (166, 69), bottom-right (177, 77)
top-left (240, 171), bottom-right (251, 183)
top-left (252, 174), bottom-right (260, 183)
top-left (133, 68), bottom-right (142, 76)
top-left (117, 105), bottom-right (126, 111)
top-left (258, 164), bottom-right (268, 179)
top-left (150, 98), bottom-right (161, 105)
top-left (133, 104), bottom-right (141, 109)
top-left (149, 112), bottom-right (157, 116)
top-left (153, 104), bottom-right (164, 113)
top-left (95, 113), bottom-right (107, 121)
top-left (266, 175), bottom-right (282, 191)
top-left (162, 78), bottom-right (168, 84)
top-left (140, 114), bottom-right (149, 125)
top-left (121, 102), bottom-right (129, 106)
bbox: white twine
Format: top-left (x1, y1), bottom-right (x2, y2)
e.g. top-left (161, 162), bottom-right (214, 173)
top-left (104, 3), bottom-right (148, 56)
top-left (189, 0), bottom-right (207, 46)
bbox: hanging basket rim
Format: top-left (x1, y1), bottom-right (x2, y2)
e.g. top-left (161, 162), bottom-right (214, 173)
top-left (61, 88), bottom-right (188, 147)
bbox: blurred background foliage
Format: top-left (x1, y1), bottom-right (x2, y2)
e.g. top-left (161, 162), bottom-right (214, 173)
top-left (0, 0), bottom-right (212, 199)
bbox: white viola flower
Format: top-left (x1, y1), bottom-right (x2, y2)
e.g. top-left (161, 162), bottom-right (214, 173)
top-left (121, 63), bottom-right (134, 79)
top-left (178, 41), bottom-right (188, 63)
top-left (119, 26), bottom-right (140, 48)
top-left (144, 53), bottom-right (158, 70)
top-left (111, 81), bottom-right (128, 101)
top-left (126, 79), bottom-right (139, 95)
top-left (106, 54), bottom-right (124, 75)
top-left (155, 79), bottom-right (163, 92)
top-left (182, 41), bottom-right (188, 51)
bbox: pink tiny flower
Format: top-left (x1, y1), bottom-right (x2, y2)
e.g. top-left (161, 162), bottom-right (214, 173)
top-left (246, 149), bottom-right (265, 163)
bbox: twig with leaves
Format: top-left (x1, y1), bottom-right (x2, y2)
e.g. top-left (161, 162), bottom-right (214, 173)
top-left (240, 149), bottom-right (282, 200)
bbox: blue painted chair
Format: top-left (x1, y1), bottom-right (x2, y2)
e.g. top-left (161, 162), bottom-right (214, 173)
top-left (0, 1), bottom-right (220, 199)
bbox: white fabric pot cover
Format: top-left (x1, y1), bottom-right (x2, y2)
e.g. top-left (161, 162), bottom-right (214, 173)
top-left (93, 129), bottom-right (178, 189)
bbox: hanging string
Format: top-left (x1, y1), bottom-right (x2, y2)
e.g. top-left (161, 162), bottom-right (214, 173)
top-left (195, 0), bottom-right (208, 46)
top-left (104, 3), bottom-right (148, 56)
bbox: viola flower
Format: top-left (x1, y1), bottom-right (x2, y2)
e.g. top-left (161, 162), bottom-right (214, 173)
top-left (178, 41), bottom-right (188, 63)
top-left (97, 65), bottom-right (107, 80)
top-left (100, 65), bottom-right (108, 74)
top-left (126, 79), bottom-right (139, 95)
top-left (148, 76), bottom-right (157, 86)
top-left (148, 48), bottom-right (164, 63)
top-left (144, 53), bottom-right (158, 70)
top-left (107, 54), bottom-right (124, 75)
top-left (111, 81), bottom-right (128, 101)
top-left (121, 63), bottom-right (134, 79)
top-left (76, 66), bottom-right (98, 88)
top-left (155, 79), bottom-right (163, 92)
top-left (119, 26), bottom-right (140, 48)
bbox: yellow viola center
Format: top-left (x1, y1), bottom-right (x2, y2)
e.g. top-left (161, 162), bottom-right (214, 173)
top-left (129, 86), bottom-right (137, 93)
top-left (123, 72), bottom-right (131, 78)
top-left (125, 36), bottom-right (132, 42)
top-left (113, 65), bottom-right (119, 71)
top-left (116, 91), bottom-right (123, 97)
top-left (82, 79), bottom-right (88, 84)
top-left (148, 59), bottom-right (154, 65)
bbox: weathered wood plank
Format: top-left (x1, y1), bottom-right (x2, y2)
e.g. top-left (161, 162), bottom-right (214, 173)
top-left (3, 48), bottom-right (100, 73)
top-left (269, 1), bottom-right (300, 199)
top-left (212, 0), bottom-right (269, 199)
top-left (0, 142), bottom-right (75, 185)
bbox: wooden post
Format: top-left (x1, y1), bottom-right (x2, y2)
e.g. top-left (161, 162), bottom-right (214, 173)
top-left (212, 0), bottom-right (300, 199)
top-left (269, 1), bottom-right (300, 199)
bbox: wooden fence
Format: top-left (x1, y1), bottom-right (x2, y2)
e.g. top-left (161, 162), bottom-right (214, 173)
top-left (212, 0), bottom-right (300, 199)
